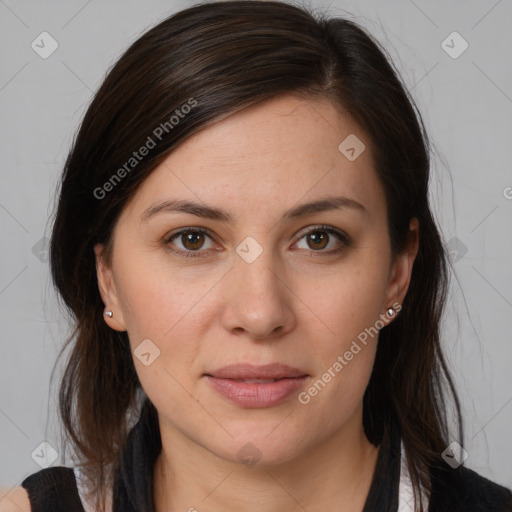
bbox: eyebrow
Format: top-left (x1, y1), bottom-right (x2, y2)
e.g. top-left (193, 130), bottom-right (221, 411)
top-left (141, 195), bottom-right (368, 224)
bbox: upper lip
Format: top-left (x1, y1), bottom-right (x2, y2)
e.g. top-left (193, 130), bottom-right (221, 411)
top-left (205, 363), bottom-right (308, 380)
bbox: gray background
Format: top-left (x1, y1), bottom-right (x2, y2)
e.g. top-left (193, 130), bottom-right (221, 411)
top-left (1, 0), bottom-right (511, 492)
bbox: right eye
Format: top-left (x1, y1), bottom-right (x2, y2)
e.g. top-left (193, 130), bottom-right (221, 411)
top-left (164, 228), bottom-right (217, 258)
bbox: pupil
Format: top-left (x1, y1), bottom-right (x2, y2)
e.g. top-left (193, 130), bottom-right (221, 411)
top-left (185, 232), bottom-right (203, 249)
top-left (309, 232), bottom-right (327, 249)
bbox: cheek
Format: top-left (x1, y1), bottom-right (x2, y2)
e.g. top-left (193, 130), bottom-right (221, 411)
top-left (294, 256), bottom-right (388, 405)
top-left (299, 284), bottom-right (381, 430)
top-left (303, 260), bottom-right (389, 344)
top-left (113, 255), bottom-right (222, 369)
top-left (114, 250), bottom-right (214, 341)
top-left (116, 268), bottom-right (207, 407)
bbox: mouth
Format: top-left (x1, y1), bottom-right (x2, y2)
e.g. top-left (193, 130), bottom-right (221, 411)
top-left (204, 362), bottom-right (309, 380)
top-left (203, 363), bottom-right (309, 408)
top-left (225, 378), bottom-right (285, 383)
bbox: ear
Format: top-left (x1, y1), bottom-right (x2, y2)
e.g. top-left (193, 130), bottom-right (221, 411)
top-left (383, 217), bottom-right (419, 314)
top-left (94, 243), bottom-right (127, 332)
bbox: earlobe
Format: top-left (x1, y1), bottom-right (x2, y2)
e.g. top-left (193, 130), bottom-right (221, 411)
top-left (383, 218), bottom-right (420, 312)
top-left (94, 243), bottom-right (127, 332)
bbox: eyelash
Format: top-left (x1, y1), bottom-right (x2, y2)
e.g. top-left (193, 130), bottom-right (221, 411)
top-left (163, 225), bottom-right (352, 259)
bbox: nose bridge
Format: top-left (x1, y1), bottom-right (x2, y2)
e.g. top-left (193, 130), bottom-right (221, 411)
top-left (222, 235), bottom-right (294, 338)
top-left (233, 236), bottom-right (281, 301)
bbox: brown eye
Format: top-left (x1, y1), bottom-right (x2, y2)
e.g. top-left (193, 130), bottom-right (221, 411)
top-left (165, 228), bottom-right (215, 258)
top-left (180, 231), bottom-right (206, 250)
top-left (294, 225), bottom-right (352, 255)
top-left (306, 231), bottom-right (329, 250)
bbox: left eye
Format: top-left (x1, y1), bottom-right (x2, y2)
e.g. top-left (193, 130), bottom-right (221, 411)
top-left (294, 226), bottom-right (350, 254)
top-left (164, 225), bottom-right (351, 259)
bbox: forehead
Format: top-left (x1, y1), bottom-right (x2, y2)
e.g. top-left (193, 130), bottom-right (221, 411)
top-left (121, 94), bottom-right (384, 222)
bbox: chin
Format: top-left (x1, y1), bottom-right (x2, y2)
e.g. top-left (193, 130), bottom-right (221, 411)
top-left (201, 424), bottom-right (311, 468)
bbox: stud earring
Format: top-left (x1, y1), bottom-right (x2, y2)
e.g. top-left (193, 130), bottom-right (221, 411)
top-left (387, 303), bottom-right (401, 317)
top-left (104, 309), bottom-right (113, 318)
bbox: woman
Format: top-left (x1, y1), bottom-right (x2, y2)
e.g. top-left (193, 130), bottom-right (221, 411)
top-left (2, 1), bottom-right (511, 511)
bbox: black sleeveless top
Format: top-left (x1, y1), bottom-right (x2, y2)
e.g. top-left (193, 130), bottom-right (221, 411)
top-left (21, 400), bottom-right (512, 512)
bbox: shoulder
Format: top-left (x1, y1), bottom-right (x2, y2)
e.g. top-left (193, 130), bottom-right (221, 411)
top-left (430, 463), bottom-right (512, 512)
top-left (3, 466), bottom-right (85, 512)
top-left (0, 487), bottom-right (31, 512)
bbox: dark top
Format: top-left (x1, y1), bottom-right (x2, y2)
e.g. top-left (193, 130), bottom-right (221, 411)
top-left (22, 400), bottom-right (512, 512)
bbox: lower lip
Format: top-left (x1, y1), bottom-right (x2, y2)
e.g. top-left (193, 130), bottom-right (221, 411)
top-left (205, 376), bottom-right (308, 408)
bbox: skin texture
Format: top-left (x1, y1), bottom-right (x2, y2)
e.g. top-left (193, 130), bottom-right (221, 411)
top-left (95, 94), bottom-right (419, 512)
top-left (0, 488), bottom-right (31, 512)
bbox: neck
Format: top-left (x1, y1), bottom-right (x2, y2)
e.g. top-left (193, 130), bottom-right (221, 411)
top-left (153, 405), bottom-right (380, 512)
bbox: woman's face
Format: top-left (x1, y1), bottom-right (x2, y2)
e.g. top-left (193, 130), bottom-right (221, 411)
top-left (95, 94), bottom-right (418, 466)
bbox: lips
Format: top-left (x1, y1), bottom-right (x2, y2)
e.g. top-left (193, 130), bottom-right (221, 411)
top-left (204, 362), bottom-right (308, 380)
top-left (203, 363), bottom-right (309, 408)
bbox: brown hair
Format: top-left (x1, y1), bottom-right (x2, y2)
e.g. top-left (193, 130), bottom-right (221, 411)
top-left (49, 1), bottom-right (462, 510)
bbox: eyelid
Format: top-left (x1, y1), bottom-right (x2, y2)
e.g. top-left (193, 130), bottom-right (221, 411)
top-left (297, 224), bottom-right (352, 245)
top-left (164, 227), bottom-right (216, 251)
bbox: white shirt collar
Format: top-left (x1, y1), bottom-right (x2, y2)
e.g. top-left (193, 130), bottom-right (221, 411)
top-left (398, 440), bottom-right (430, 511)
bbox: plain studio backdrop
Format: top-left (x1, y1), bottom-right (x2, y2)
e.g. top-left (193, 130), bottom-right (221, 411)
top-left (0, 0), bottom-right (511, 491)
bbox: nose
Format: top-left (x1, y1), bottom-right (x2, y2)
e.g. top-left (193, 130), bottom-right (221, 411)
top-left (220, 248), bottom-right (296, 340)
